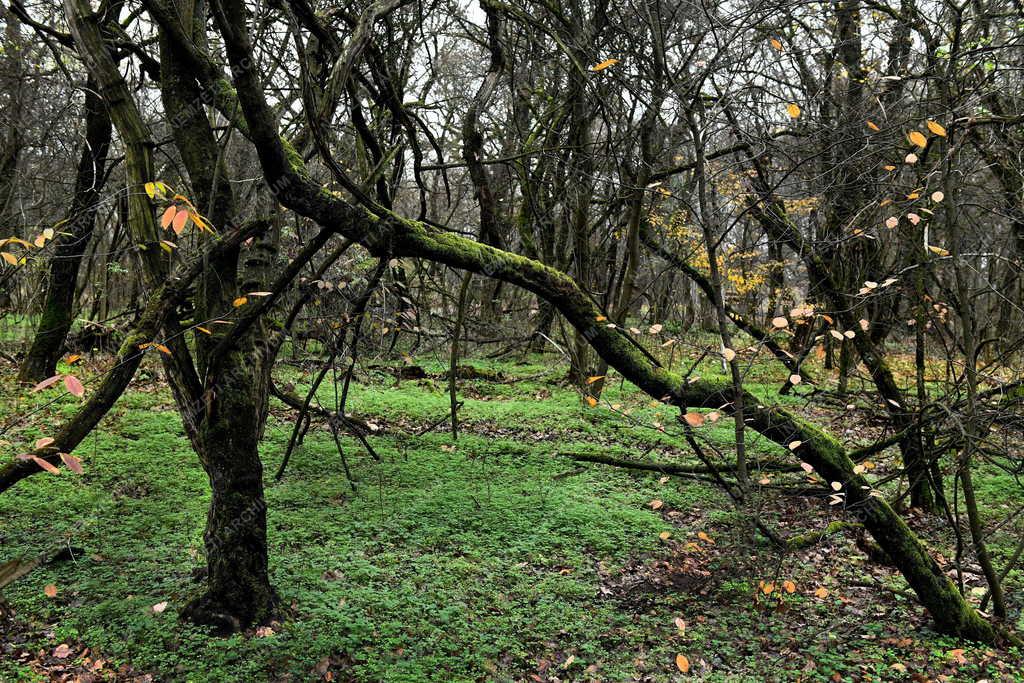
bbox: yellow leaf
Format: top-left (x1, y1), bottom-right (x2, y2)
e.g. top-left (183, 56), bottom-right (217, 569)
top-left (926, 120), bottom-right (947, 137)
top-left (584, 395), bottom-right (598, 407)
top-left (814, 587), bottom-right (829, 599)
top-left (42, 228), bottom-right (54, 240)
top-left (594, 315), bottom-right (607, 322)
top-left (586, 375), bottom-right (605, 384)
top-left (697, 531), bottom-right (713, 543)
top-left (675, 654), bottom-right (690, 673)
top-left (233, 296), bottom-right (248, 307)
top-left (928, 245), bottom-right (950, 257)
top-left (196, 326), bottom-right (212, 335)
top-left (591, 58), bottom-right (619, 72)
top-left (659, 531), bottom-right (672, 541)
top-left (786, 103), bottom-right (801, 119)
top-left (145, 182), bottom-right (157, 199)
top-left (782, 580), bottom-right (796, 593)
top-left (866, 120), bottom-right (880, 131)
top-left (908, 130), bottom-right (927, 148)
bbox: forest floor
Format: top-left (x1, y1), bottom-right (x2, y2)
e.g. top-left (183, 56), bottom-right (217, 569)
top-left (1, 336), bottom-right (1023, 682)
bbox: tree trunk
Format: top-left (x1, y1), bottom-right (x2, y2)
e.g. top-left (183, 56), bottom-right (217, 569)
top-left (18, 80), bottom-right (111, 382)
top-left (182, 368), bottom-right (277, 633)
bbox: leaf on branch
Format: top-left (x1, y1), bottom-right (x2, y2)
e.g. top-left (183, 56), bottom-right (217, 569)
top-left (63, 375), bottom-right (85, 398)
top-left (32, 375), bottom-right (62, 392)
top-left (770, 38), bottom-right (783, 51)
top-left (907, 130), bottom-right (927, 148)
top-left (926, 120), bottom-right (947, 137)
top-left (682, 412), bottom-right (704, 427)
top-left (866, 120), bottom-right (880, 131)
top-left (60, 453), bottom-right (83, 474)
top-left (786, 103), bottom-right (801, 119)
top-left (32, 456), bottom-right (60, 474)
top-left (233, 296), bottom-right (248, 307)
top-left (171, 209), bottom-right (189, 235)
top-left (590, 58), bottom-right (619, 72)
top-left (160, 206), bottom-right (176, 229)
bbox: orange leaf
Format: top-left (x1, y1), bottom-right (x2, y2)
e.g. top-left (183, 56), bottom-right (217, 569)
top-left (172, 209), bottom-right (189, 235)
top-left (584, 395), bottom-right (598, 407)
top-left (782, 580), bottom-right (796, 593)
top-left (866, 120), bottom-right (880, 131)
top-left (659, 531), bottom-right (672, 541)
top-left (1, 251), bottom-right (18, 266)
top-left (44, 583), bottom-right (58, 598)
top-left (926, 120), bottom-right (947, 137)
top-left (160, 206), bottom-right (176, 229)
top-left (908, 130), bottom-right (927, 148)
top-left (786, 103), bottom-right (801, 119)
top-left (675, 654), bottom-right (690, 673)
top-left (66, 354), bottom-right (81, 365)
top-left (154, 344), bottom-right (172, 355)
top-left (233, 296), bottom-right (248, 307)
top-left (814, 586), bottom-right (829, 598)
top-left (586, 375), bottom-right (605, 384)
top-left (769, 38), bottom-right (783, 51)
top-left (682, 412), bottom-right (704, 427)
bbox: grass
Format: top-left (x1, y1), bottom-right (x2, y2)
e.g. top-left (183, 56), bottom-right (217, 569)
top-left (1, 346), bottom-right (1023, 681)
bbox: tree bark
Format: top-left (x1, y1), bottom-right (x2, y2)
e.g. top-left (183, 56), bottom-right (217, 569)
top-left (18, 80), bottom-right (112, 382)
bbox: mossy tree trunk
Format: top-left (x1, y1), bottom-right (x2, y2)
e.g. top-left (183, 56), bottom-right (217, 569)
top-left (19, 80), bottom-right (111, 382)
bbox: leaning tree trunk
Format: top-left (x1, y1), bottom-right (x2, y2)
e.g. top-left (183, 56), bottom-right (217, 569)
top-left (19, 80), bottom-right (111, 382)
